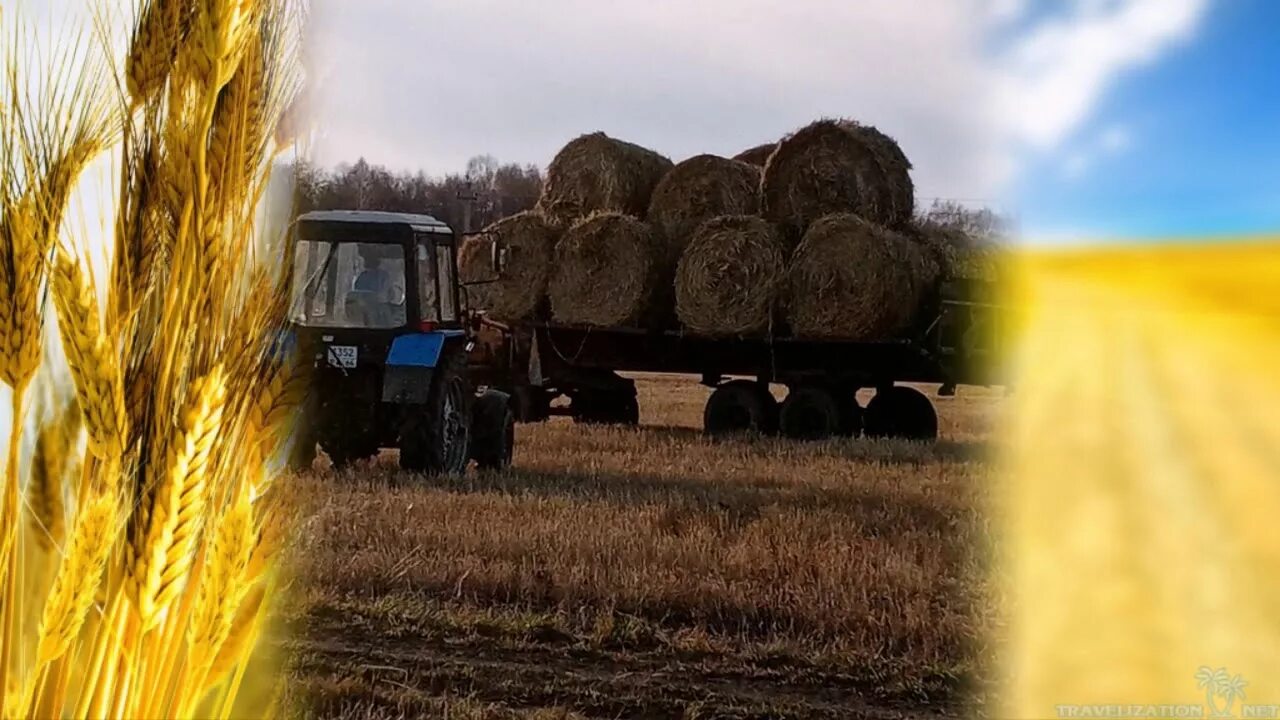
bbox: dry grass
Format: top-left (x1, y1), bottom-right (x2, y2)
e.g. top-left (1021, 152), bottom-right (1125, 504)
top-left (286, 374), bottom-right (1001, 719)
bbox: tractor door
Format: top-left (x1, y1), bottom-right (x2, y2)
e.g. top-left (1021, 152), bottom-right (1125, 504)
top-left (415, 232), bottom-right (461, 330)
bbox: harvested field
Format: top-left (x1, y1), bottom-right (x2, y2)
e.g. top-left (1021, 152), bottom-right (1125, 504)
top-left (674, 215), bottom-right (787, 336)
top-left (283, 374), bottom-right (1000, 719)
top-left (648, 154), bottom-right (761, 257)
top-left (548, 212), bottom-right (667, 328)
top-left (537, 132), bottom-right (674, 226)
top-left (785, 214), bottom-right (938, 340)
top-left (762, 120), bottom-right (913, 239)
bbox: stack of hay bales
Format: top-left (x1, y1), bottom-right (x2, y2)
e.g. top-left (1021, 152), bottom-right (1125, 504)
top-left (536, 132), bottom-right (674, 225)
top-left (648, 154), bottom-right (761, 258)
top-left (548, 212), bottom-right (666, 327)
top-left (761, 119), bottom-right (914, 240)
top-left (535, 132), bottom-right (675, 326)
top-left (784, 214), bottom-right (938, 339)
top-left (475, 120), bottom-right (993, 340)
top-left (459, 211), bottom-right (558, 320)
top-left (674, 216), bottom-right (787, 336)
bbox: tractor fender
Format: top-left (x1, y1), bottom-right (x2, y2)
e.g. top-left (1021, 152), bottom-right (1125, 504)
top-left (382, 331), bottom-right (466, 404)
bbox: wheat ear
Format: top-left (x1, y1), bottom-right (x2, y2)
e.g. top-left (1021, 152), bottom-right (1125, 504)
top-left (50, 251), bottom-right (128, 464)
top-left (188, 489), bottom-right (256, 685)
top-left (127, 366), bottom-right (227, 630)
top-left (35, 491), bottom-right (118, 664)
top-left (27, 398), bottom-right (83, 552)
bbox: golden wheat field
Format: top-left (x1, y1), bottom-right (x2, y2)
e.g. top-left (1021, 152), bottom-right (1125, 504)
top-left (999, 240), bottom-right (1280, 717)
top-left (283, 376), bottom-right (1003, 719)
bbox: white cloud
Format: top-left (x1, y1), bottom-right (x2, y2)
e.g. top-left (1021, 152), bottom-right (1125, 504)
top-left (309, 0), bottom-right (1008, 201)
top-left (304, 0), bottom-right (1210, 213)
top-left (995, 0), bottom-right (1210, 149)
top-left (1058, 122), bottom-right (1134, 180)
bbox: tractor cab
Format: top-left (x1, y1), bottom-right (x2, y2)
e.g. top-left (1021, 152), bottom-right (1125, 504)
top-left (288, 210), bottom-right (513, 474)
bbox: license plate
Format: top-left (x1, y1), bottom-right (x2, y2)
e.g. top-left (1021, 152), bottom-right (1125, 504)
top-left (326, 345), bottom-right (358, 368)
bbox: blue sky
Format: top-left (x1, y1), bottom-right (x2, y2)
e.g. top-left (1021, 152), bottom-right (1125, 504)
top-left (1008, 0), bottom-right (1280, 240)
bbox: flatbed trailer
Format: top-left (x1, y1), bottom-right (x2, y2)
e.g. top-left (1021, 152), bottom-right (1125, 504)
top-left (468, 279), bottom-right (1002, 440)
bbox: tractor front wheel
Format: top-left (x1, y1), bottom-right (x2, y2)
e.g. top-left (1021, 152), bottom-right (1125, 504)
top-left (471, 390), bottom-right (515, 470)
top-left (399, 348), bottom-right (472, 475)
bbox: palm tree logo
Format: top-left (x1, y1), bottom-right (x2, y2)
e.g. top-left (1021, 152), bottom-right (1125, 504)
top-left (1197, 666), bottom-right (1248, 718)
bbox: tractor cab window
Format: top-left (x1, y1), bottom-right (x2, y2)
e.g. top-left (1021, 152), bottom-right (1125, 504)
top-left (417, 241), bottom-right (438, 322)
top-left (290, 240), bottom-right (407, 329)
top-left (417, 236), bottom-right (459, 323)
top-left (437, 243), bottom-right (457, 322)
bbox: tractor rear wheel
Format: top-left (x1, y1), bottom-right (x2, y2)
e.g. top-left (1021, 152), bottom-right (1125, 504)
top-left (704, 380), bottom-right (777, 436)
top-left (779, 385), bottom-right (841, 441)
top-left (471, 389), bottom-right (515, 470)
top-left (399, 348), bottom-right (472, 474)
top-left (864, 385), bottom-right (938, 440)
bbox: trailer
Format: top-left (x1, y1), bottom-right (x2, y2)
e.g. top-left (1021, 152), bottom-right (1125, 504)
top-left (467, 278), bottom-right (1002, 441)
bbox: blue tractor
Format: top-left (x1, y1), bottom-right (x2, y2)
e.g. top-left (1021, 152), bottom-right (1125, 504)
top-left (287, 210), bottom-right (513, 473)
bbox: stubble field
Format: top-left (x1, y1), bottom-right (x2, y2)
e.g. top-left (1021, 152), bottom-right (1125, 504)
top-left (282, 374), bottom-right (1002, 719)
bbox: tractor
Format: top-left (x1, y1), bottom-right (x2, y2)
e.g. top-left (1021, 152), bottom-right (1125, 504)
top-left (286, 210), bottom-right (513, 473)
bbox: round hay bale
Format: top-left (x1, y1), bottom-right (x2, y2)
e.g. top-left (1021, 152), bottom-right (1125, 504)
top-left (904, 221), bottom-right (1001, 282)
top-left (536, 132), bottom-right (674, 225)
top-left (470, 211), bottom-right (558, 320)
top-left (732, 142), bottom-right (777, 167)
top-left (648, 154), bottom-right (761, 258)
top-left (851, 124), bottom-right (914, 225)
top-left (675, 216), bottom-right (786, 337)
top-left (457, 234), bottom-right (497, 312)
top-left (784, 213), bottom-right (934, 340)
top-left (549, 212), bottom-right (666, 327)
top-left (762, 119), bottom-right (912, 239)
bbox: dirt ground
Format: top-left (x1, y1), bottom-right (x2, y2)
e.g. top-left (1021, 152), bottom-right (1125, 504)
top-left (283, 375), bottom-right (1002, 719)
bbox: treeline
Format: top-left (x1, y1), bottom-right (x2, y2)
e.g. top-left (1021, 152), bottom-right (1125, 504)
top-left (292, 156), bottom-right (1007, 240)
top-left (292, 155), bottom-right (544, 232)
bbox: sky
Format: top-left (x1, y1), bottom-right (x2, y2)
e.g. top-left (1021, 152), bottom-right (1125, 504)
top-left (302, 0), bottom-right (1278, 242)
top-left (4, 0), bottom-right (1274, 240)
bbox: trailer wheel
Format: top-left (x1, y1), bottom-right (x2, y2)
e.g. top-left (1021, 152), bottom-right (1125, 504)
top-left (571, 389), bottom-right (639, 426)
top-left (510, 385), bottom-right (551, 423)
top-left (864, 386), bottom-right (938, 440)
top-left (471, 390), bottom-right (515, 470)
top-left (704, 380), bottom-right (777, 436)
top-left (779, 386), bottom-right (841, 441)
top-left (399, 348), bottom-right (472, 474)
